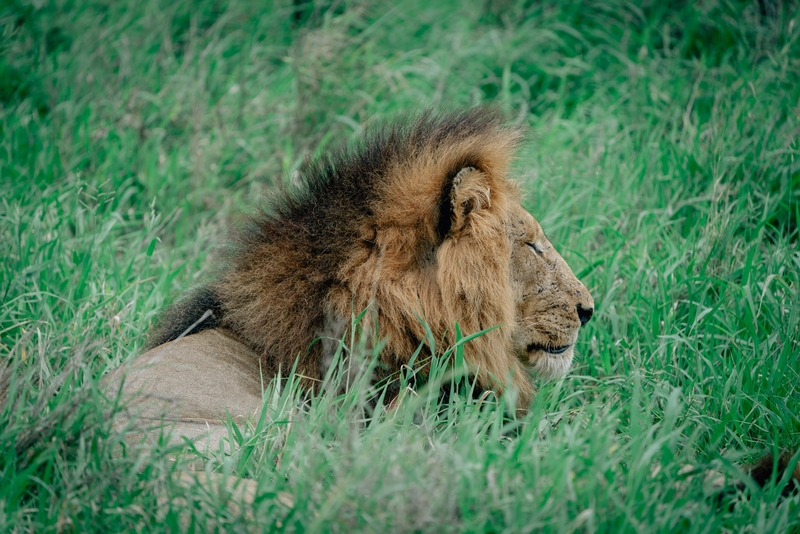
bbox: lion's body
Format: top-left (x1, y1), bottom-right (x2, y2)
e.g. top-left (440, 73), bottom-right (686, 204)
top-left (117, 109), bottom-right (800, 493)
top-left (148, 108), bottom-right (594, 411)
top-left (109, 328), bottom-right (263, 449)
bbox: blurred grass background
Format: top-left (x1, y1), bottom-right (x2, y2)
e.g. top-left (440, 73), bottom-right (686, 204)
top-left (1, 0), bottom-right (799, 531)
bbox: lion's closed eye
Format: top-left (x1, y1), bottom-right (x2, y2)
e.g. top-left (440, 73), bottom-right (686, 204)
top-left (526, 242), bottom-right (543, 254)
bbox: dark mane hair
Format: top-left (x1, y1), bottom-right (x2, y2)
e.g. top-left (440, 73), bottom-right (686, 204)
top-left (147, 107), bottom-right (530, 401)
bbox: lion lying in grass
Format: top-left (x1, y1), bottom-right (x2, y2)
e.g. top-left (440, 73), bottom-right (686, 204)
top-left (114, 107), bottom-right (594, 443)
top-left (150, 108), bottom-right (593, 401)
top-left (112, 108), bottom-right (797, 497)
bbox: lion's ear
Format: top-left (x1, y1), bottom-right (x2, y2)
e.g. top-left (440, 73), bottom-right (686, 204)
top-left (439, 167), bottom-right (492, 238)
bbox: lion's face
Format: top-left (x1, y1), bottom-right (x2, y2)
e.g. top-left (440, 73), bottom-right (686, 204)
top-left (506, 204), bottom-right (594, 380)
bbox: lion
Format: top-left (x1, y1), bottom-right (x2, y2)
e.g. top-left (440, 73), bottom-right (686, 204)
top-left (143, 107), bottom-right (595, 414)
top-left (112, 108), bottom-right (799, 496)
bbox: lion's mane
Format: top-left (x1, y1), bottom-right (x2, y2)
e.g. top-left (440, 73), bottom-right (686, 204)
top-left (149, 108), bottom-right (534, 403)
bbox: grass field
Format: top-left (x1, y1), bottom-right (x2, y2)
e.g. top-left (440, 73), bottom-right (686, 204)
top-left (2, 0), bottom-right (800, 531)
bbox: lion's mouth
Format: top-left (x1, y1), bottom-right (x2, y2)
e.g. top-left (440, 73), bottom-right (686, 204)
top-left (526, 343), bottom-right (571, 355)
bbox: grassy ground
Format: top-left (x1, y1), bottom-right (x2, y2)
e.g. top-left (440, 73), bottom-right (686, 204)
top-left (2, 0), bottom-right (800, 531)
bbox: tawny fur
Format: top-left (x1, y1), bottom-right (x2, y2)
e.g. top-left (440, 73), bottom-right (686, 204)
top-left (148, 108), bottom-right (595, 411)
top-left (140, 109), bottom-right (799, 491)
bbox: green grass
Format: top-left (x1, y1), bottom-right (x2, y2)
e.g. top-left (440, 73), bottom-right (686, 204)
top-left (2, 0), bottom-right (800, 531)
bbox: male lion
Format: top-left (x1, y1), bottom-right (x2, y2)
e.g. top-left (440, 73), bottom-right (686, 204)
top-left (144, 108), bottom-right (594, 415)
top-left (116, 109), bottom-right (798, 496)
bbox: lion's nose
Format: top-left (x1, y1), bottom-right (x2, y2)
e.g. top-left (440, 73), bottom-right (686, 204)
top-left (577, 303), bottom-right (593, 326)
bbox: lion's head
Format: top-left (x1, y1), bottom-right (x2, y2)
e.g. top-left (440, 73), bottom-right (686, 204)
top-left (149, 108), bottom-right (594, 411)
top-left (506, 203), bottom-right (594, 380)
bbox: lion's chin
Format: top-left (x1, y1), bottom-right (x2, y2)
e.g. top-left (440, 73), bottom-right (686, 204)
top-left (526, 346), bottom-right (574, 380)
